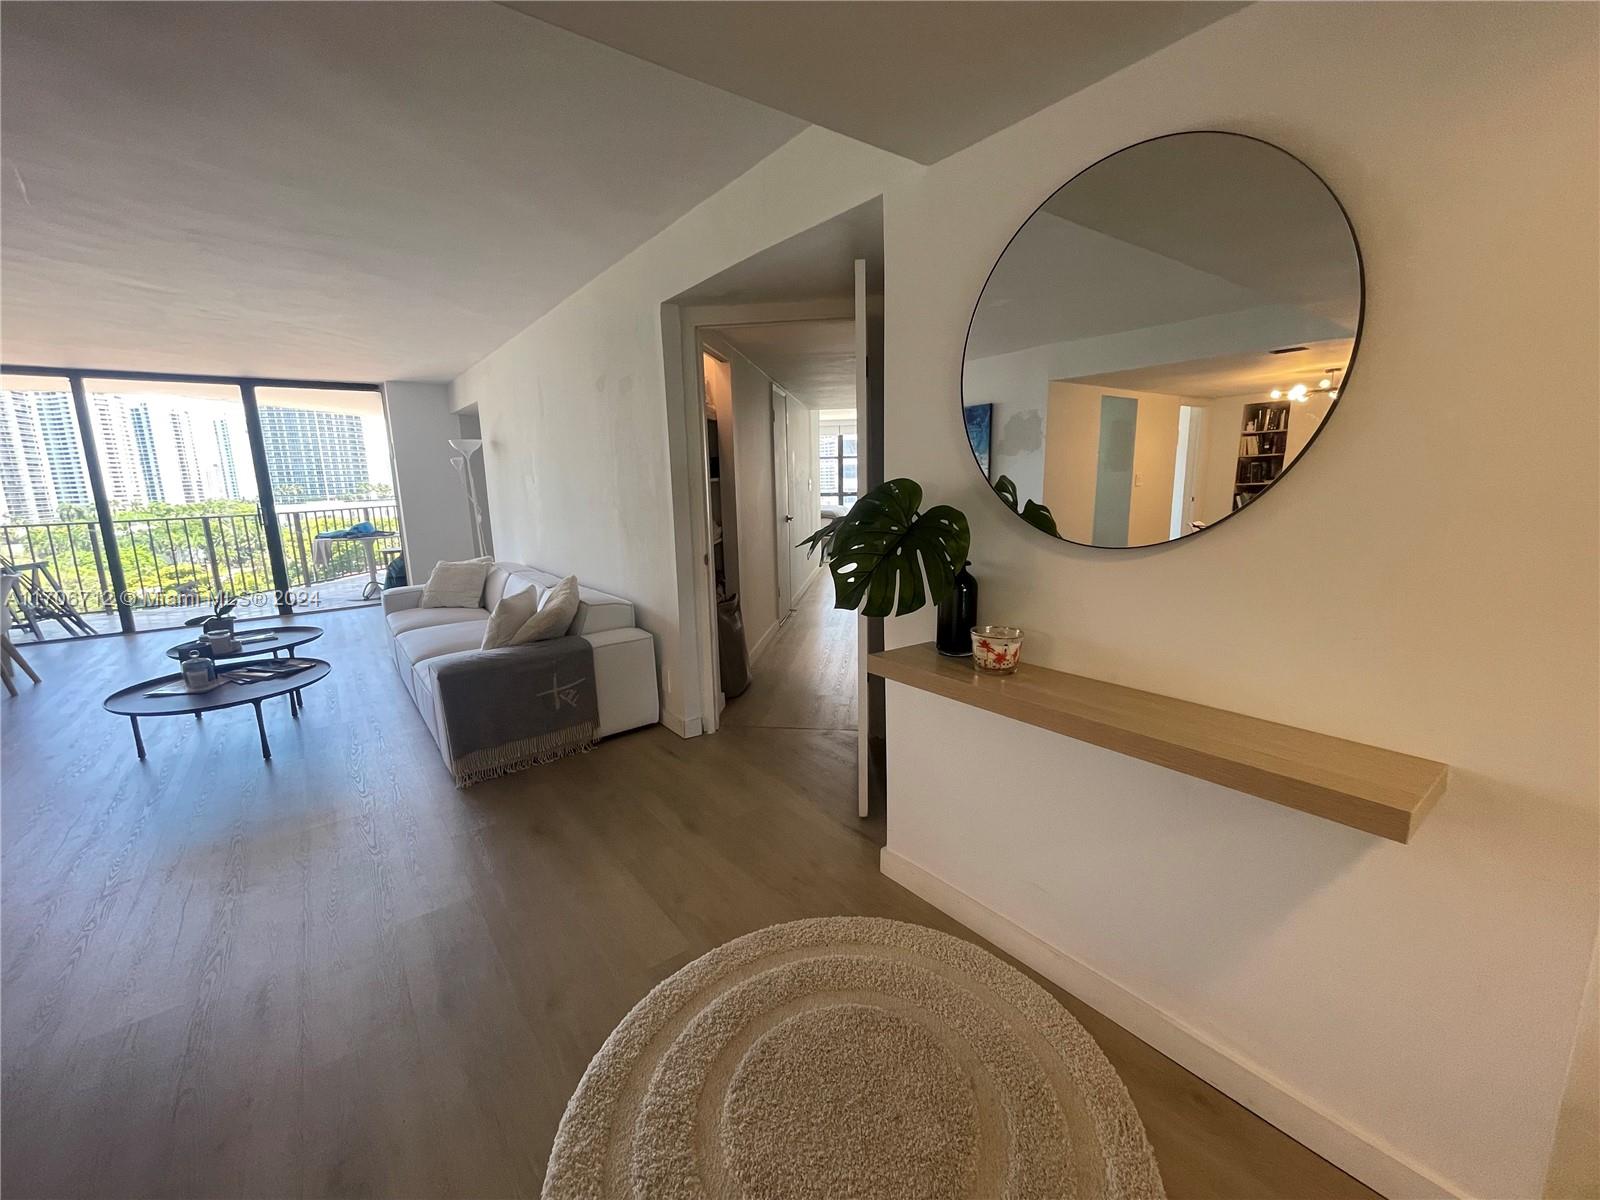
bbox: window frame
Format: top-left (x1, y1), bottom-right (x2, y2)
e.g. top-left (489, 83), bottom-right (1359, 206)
top-left (818, 419), bottom-right (858, 510)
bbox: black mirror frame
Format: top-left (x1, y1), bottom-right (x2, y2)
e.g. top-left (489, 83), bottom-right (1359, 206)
top-left (959, 129), bottom-right (1367, 550)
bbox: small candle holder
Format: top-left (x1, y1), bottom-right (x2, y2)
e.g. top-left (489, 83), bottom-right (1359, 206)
top-left (971, 625), bottom-right (1024, 674)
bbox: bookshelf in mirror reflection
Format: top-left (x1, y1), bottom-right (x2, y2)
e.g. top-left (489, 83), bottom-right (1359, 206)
top-left (1233, 401), bottom-right (1292, 511)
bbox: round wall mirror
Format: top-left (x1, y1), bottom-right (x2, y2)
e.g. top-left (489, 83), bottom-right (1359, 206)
top-left (961, 131), bottom-right (1362, 548)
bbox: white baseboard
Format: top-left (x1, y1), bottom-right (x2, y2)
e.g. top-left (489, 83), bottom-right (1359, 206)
top-left (793, 561), bottom-right (823, 603)
top-left (880, 848), bottom-right (1467, 1200)
top-left (747, 616), bottom-right (781, 667)
top-left (747, 564), bottom-right (821, 668)
top-left (660, 708), bottom-right (701, 739)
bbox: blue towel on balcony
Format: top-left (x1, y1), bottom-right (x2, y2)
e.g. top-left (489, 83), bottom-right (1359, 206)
top-left (310, 522), bottom-right (396, 568)
top-left (313, 521), bottom-right (392, 540)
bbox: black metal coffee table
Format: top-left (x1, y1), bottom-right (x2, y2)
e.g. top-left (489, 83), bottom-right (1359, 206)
top-left (103, 658), bottom-right (331, 761)
top-left (165, 624), bottom-right (323, 662)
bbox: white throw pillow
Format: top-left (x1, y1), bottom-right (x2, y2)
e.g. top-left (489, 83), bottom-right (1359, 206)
top-left (509, 574), bottom-right (580, 645)
top-left (420, 556), bottom-right (492, 608)
top-left (480, 582), bottom-right (544, 649)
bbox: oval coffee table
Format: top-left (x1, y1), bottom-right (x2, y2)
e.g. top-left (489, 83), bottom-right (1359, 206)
top-left (104, 658), bottom-right (331, 761)
top-left (166, 624), bottom-right (323, 662)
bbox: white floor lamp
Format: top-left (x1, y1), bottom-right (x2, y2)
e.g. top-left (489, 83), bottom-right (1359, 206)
top-left (448, 438), bottom-right (487, 558)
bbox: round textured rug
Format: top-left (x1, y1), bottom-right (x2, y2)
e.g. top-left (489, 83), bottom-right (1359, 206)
top-left (542, 917), bottom-right (1165, 1200)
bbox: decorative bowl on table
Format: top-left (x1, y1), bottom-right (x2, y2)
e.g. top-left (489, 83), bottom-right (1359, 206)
top-left (972, 625), bottom-right (1024, 674)
top-left (203, 629), bottom-right (242, 656)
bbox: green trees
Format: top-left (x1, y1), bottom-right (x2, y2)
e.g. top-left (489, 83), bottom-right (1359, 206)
top-left (1, 497), bottom-right (398, 612)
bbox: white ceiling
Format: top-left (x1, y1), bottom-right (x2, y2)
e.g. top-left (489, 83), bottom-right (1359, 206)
top-left (509, 2), bottom-right (1246, 164)
top-left (1043, 131), bottom-right (1360, 328)
top-left (673, 199), bottom-right (882, 307)
top-left (969, 132), bottom-right (1361, 361)
top-left (1068, 338), bottom-right (1355, 400)
top-left (968, 212), bottom-right (1276, 359)
top-left (0, 1), bottom-right (804, 381)
top-left (1, 2), bottom-right (1255, 383)
top-left (708, 320), bottom-right (857, 410)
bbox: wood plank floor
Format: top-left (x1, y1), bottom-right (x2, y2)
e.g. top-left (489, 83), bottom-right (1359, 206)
top-left (1, 603), bottom-right (1378, 1199)
top-left (721, 569), bottom-right (857, 732)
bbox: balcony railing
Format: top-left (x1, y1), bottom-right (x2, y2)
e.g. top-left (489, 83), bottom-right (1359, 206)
top-left (1, 503), bottom-right (400, 639)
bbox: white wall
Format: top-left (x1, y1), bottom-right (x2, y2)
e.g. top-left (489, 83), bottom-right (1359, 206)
top-left (879, 5), bottom-right (1598, 1198)
top-left (450, 130), bottom-right (916, 735)
top-left (382, 380), bottom-right (477, 578)
top-left (1545, 934), bottom-right (1599, 1199)
top-left (455, 409), bottom-right (495, 557)
top-left (1042, 381), bottom-right (1201, 546)
top-left (959, 366), bottom-right (1046, 505)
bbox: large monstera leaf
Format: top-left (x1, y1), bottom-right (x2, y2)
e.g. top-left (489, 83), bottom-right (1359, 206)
top-left (806, 479), bottom-right (970, 618)
top-left (993, 474), bottom-right (1061, 538)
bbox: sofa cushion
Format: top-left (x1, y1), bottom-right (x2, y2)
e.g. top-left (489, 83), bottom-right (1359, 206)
top-left (433, 561), bottom-right (636, 636)
top-left (483, 565), bottom-right (512, 611)
top-left (497, 567), bottom-right (634, 634)
top-left (571, 591), bottom-right (634, 636)
top-left (480, 584), bottom-right (543, 650)
top-left (386, 606), bottom-right (488, 638)
top-left (485, 565), bottom-right (551, 609)
top-left (421, 557), bottom-right (492, 608)
top-left (503, 571), bottom-right (543, 606)
top-left (508, 574), bottom-right (579, 644)
top-left (395, 619), bottom-right (491, 668)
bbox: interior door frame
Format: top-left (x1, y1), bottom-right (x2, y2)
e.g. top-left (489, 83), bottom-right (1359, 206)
top-left (662, 299), bottom-right (855, 739)
top-left (770, 381), bottom-right (794, 618)
top-left (696, 342), bottom-right (727, 725)
top-left (852, 258), bottom-right (882, 818)
top-left (1171, 403), bottom-right (1206, 538)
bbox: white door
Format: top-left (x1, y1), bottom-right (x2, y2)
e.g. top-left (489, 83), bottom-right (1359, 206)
top-left (785, 391), bottom-right (815, 603)
top-left (772, 385), bottom-right (793, 614)
top-left (772, 384), bottom-right (816, 615)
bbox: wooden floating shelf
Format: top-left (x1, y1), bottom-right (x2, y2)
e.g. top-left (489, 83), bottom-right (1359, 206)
top-left (867, 642), bottom-right (1447, 843)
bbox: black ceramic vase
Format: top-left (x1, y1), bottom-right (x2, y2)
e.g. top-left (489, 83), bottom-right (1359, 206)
top-left (936, 562), bottom-right (978, 657)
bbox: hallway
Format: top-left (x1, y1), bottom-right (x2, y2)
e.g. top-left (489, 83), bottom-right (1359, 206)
top-left (720, 567), bottom-right (856, 732)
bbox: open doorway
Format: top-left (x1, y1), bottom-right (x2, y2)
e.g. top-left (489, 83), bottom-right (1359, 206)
top-left (698, 320), bottom-right (854, 732)
top-left (660, 198), bottom-right (885, 819)
top-left (1169, 403), bottom-right (1206, 538)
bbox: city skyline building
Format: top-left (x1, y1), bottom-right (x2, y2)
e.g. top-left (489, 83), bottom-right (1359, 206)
top-left (1, 387), bottom-right (387, 523)
top-left (258, 406), bottom-right (371, 502)
top-left (0, 390), bottom-right (60, 521)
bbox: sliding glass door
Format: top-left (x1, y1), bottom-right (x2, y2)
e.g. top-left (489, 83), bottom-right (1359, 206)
top-left (256, 386), bottom-right (399, 606)
top-left (0, 373), bottom-right (115, 635)
top-left (0, 366), bottom-right (388, 641)
top-left (80, 378), bottom-right (267, 631)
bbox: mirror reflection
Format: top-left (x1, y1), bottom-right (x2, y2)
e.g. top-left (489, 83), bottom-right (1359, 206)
top-left (962, 131), bottom-right (1361, 547)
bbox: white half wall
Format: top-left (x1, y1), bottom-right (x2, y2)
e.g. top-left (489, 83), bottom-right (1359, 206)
top-left (879, 4), bottom-right (1598, 1198)
top-left (382, 380), bottom-right (477, 579)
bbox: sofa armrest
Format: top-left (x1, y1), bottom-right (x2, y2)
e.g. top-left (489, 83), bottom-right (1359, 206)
top-left (382, 585), bottom-right (425, 615)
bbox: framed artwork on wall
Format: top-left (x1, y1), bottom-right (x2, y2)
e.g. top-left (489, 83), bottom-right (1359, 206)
top-left (964, 404), bottom-right (993, 478)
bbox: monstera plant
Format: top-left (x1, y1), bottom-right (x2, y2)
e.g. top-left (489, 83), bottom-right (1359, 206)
top-left (993, 475), bottom-right (1060, 538)
top-left (799, 478), bottom-right (970, 618)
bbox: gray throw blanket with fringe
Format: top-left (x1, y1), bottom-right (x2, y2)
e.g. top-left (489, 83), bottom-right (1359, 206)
top-left (433, 636), bottom-right (598, 786)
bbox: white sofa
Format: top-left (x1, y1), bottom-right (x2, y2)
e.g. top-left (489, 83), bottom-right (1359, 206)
top-left (381, 562), bottom-right (659, 774)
